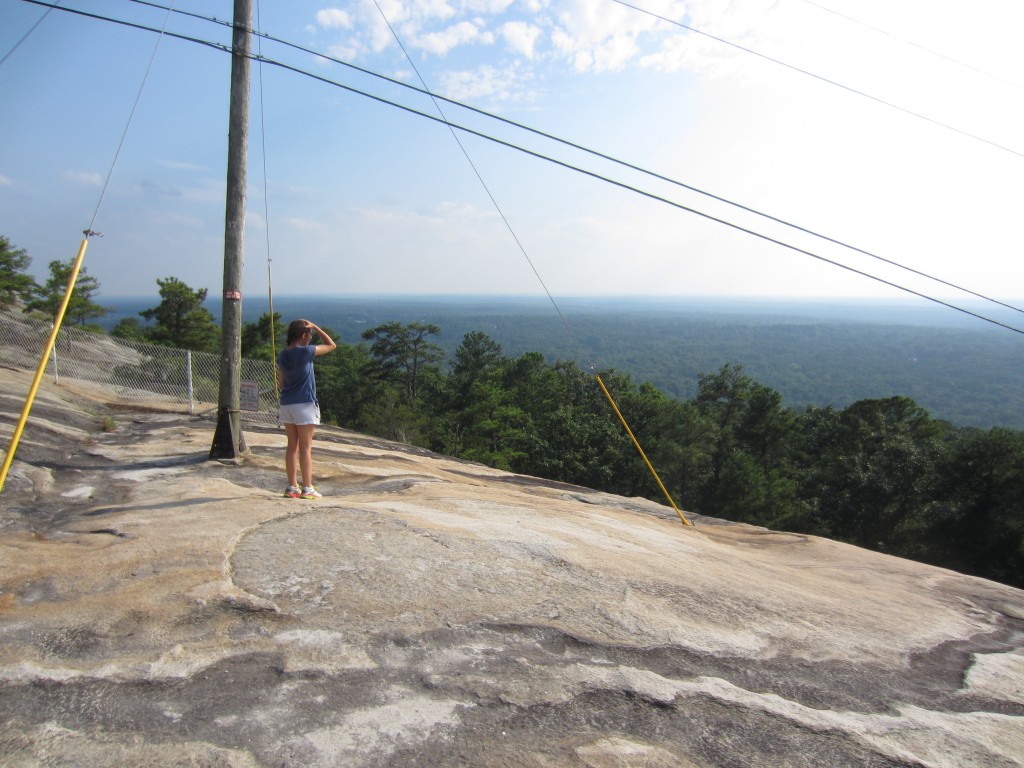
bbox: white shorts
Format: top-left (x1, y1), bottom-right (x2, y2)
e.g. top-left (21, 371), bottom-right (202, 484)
top-left (280, 402), bottom-right (320, 426)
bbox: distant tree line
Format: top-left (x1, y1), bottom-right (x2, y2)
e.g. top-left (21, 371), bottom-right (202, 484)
top-left (241, 302), bottom-right (1024, 429)
top-left (2, 237), bottom-right (1020, 588)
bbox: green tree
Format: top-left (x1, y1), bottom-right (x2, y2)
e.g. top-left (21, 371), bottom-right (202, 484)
top-left (448, 331), bottom-right (504, 408)
top-left (648, 397), bottom-right (715, 514)
top-left (440, 379), bottom-right (533, 470)
top-left (734, 384), bottom-right (800, 526)
top-left (495, 354), bottom-right (630, 487)
top-left (140, 277), bottom-right (219, 352)
top-left (931, 428), bottom-right (1024, 587)
top-left (0, 236), bottom-right (38, 308)
top-left (241, 311), bottom-right (284, 360)
top-left (110, 317), bottom-right (148, 342)
top-left (314, 339), bottom-right (378, 430)
top-left (25, 258), bottom-right (107, 327)
top-left (432, 333), bottom-right (544, 470)
top-left (694, 364), bottom-right (758, 519)
top-left (360, 385), bottom-right (429, 445)
top-left (684, 364), bottom-right (802, 526)
top-left (316, 330), bottom-right (436, 446)
top-left (604, 378), bottom-right (700, 502)
top-left (361, 321), bottom-right (445, 401)
top-left (493, 352), bottom-right (561, 477)
top-left (804, 396), bottom-right (945, 551)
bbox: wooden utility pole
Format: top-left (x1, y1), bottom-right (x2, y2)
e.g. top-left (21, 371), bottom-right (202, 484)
top-left (210, 0), bottom-right (252, 459)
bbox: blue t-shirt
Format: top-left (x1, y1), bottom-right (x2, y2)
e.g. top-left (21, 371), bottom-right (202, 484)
top-left (278, 345), bottom-right (317, 405)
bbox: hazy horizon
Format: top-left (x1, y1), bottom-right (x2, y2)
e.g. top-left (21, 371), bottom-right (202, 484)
top-left (95, 293), bottom-right (1023, 333)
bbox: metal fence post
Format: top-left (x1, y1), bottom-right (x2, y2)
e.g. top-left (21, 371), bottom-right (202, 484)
top-left (50, 324), bottom-right (59, 385)
top-left (186, 350), bottom-right (194, 415)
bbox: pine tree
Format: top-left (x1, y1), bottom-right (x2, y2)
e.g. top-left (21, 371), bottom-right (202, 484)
top-left (140, 277), bottom-right (219, 352)
top-left (0, 236), bottom-right (38, 308)
top-left (25, 258), bottom-right (107, 327)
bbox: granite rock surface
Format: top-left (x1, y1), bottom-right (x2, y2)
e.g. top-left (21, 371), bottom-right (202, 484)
top-left (0, 369), bottom-right (1022, 767)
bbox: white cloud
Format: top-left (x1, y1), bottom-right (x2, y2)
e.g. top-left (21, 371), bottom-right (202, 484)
top-left (463, 0), bottom-right (514, 13)
top-left (316, 8), bottom-right (352, 29)
top-left (637, 0), bottom-right (825, 81)
top-left (158, 160), bottom-right (210, 173)
top-left (415, 20), bottom-right (493, 55)
top-left (329, 0), bottom-right (774, 78)
top-left (370, 0), bottom-right (456, 51)
top-left (548, 0), bottom-right (669, 72)
top-left (316, 0), bottom-right (524, 61)
top-left (367, 21), bottom-right (396, 54)
top-left (327, 42), bottom-right (362, 62)
top-left (407, 0), bottom-right (456, 23)
top-left (439, 63), bottom-right (531, 103)
top-left (434, 200), bottom-right (496, 220)
top-left (499, 21), bottom-right (542, 59)
top-left (543, 0), bottom-right (787, 76)
top-left (637, 27), bottom-right (758, 81)
top-left (63, 171), bottom-right (103, 187)
top-left (0, 174), bottom-right (11, 186)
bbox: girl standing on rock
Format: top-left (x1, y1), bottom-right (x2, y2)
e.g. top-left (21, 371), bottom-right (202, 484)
top-left (278, 319), bottom-right (336, 499)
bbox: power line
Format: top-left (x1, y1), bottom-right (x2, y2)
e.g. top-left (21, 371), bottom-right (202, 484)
top-left (16, 0), bottom-right (232, 54)
top-left (609, 0), bottom-right (1024, 160)
top-left (153, 52), bottom-right (1024, 337)
top-left (369, 0), bottom-right (593, 370)
top-left (796, 0), bottom-right (1024, 91)
top-left (110, 0), bottom-right (1024, 319)
top-left (0, 0), bottom-right (57, 66)
top-left (42, 0), bottom-right (1023, 320)
top-left (12, 0), bottom-right (1024, 337)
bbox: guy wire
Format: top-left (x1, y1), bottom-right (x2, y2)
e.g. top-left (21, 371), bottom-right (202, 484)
top-left (0, 0), bottom-right (57, 67)
top-left (369, 0), bottom-right (591, 369)
top-left (254, 0), bottom-right (278, 396)
top-left (372, 0), bottom-right (692, 526)
top-left (87, 0), bottom-right (176, 233)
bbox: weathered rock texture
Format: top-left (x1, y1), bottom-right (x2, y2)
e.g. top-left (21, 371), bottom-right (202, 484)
top-left (0, 368), bottom-right (1022, 767)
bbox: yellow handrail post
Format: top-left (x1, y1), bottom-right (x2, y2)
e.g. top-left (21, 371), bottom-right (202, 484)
top-left (0, 236), bottom-right (91, 493)
top-left (595, 373), bottom-right (693, 527)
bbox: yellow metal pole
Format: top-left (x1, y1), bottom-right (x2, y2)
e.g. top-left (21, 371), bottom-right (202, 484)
top-left (595, 373), bottom-right (692, 527)
top-left (0, 237), bottom-right (90, 493)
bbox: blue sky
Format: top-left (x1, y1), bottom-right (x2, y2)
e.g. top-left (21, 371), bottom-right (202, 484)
top-left (1, 0), bottom-right (1022, 310)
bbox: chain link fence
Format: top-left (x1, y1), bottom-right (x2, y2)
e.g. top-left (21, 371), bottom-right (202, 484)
top-left (0, 308), bottom-right (279, 425)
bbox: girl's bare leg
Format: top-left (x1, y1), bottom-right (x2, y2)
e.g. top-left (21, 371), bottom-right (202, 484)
top-left (296, 423), bottom-right (316, 488)
top-left (284, 423), bottom-right (300, 487)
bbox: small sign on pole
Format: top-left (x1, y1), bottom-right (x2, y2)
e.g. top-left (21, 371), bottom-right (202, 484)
top-left (240, 380), bottom-right (260, 412)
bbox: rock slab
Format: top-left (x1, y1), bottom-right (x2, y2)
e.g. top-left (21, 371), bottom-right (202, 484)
top-left (0, 369), bottom-right (1022, 766)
